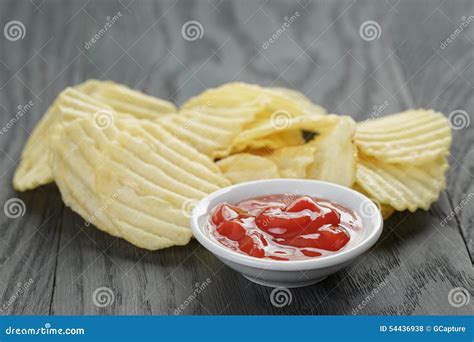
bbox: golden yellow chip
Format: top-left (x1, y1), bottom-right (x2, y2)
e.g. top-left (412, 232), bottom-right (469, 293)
top-left (182, 82), bottom-right (323, 115)
top-left (50, 122), bottom-right (122, 237)
top-left (240, 129), bottom-right (305, 152)
top-left (231, 114), bottom-right (339, 153)
top-left (13, 87), bottom-right (117, 191)
top-left (177, 82), bottom-right (327, 158)
top-left (181, 82), bottom-right (262, 109)
top-left (355, 109), bottom-right (452, 165)
top-left (306, 116), bottom-right (357, 187)
top-left (114, 119), bottom-right (230, 189)
top-left (216, 153), bottom-right (280, 184)
top-left (158, 105), bottom-right (259, 159)
top-left (269, 87), bottom-right (327, 116)
top-left (50, 115), bottom-right (230, 250)
top-left (74, 79), bottom-right (105, 95)
top-left (90, 81), bottom-right (177, 119)
top-left (352, 182), bottom-right (395, 220)
top-left (356, 155), bottom-right (448, 212)
top-left (268, 145), bottom-right (316, 178)
top-left (13, 80), bottom-right (176, 192)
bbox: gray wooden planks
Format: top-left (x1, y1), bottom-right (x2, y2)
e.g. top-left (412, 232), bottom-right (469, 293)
top-left (0, 0), bottom-right (473, 315)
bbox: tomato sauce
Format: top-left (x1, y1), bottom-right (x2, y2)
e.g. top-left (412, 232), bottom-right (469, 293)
top-left (207, 194), bottom-right (362, 260)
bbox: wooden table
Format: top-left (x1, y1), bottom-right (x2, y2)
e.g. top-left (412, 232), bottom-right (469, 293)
top-left (0, 0), bottom-right (472, 315)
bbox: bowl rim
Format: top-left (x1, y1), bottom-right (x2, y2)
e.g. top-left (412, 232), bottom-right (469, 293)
top-left (191, 179), bottom-right (383, 271)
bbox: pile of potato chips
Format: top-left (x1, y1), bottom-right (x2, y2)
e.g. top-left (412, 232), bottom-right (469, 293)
top-left (13, 81), bottom-right (452, 250)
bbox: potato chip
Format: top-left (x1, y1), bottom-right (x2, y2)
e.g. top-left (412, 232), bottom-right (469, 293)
top-left (217, 143), bottom-right (316, 183)
top-left (158, 106), bottom-right (259, 159)
top-left (239, 129), bottom-right (305, 152)
top-left (356, 155), bottom-right (448, 212)
top-left (91, 81), bottom-right (177, 119)
top-left (231, 114), bottom-right (339, 153)
top-left (74, 79), bottom-right (106, 95)
top-left (355, 109), bottom-right (451, 165)
top-left (114, 119), bottom-right (230, 189)
top-left (268, 145), bottom-right (316, 178)
top-left (306, 116), bottom-right (357, 187)
top-left (13, 105), bottom-right (57, 191)
top-left (13, 80), bottom-right (175, 191)
top-left (50, 115), bottom-right (230, 250)
top-left (178, 83), bottom-right (327, 157)
top-left (50, 122), bottom-right (122, 237)
top-left (181, 83), bottom-right (259, 108)
top-left (182, 83), bottom-right (323, 114)
top-left (216, 153), bottom-right (280, 184)
top-left (13, 87), bottom-right (116, 191)
top-left (352, 182), bottom-right (395, 219)
top-left (269, 87), bottom-right (327, 116)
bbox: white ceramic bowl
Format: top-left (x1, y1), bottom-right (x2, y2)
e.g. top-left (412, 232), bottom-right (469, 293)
top-left (191, 179), bottom-right (383, 288)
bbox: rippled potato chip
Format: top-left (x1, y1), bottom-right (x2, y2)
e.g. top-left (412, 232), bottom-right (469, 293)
top-left (231, 115), bottom-right (339, 153)
top-left (13, 87), bottom-right (116, 191)
top-left (158, 105), bottom-right (260, 159)
top-left (182, 83), bottom-right (325, 117)
top-left (269, 87), bottom-right (327, 116)
top-left (50, 115), bottom-right (230, 250)
top-left (306, 116), bottom-right (357, 187)
top-left (355, 109), bottom-right (451, 165)
top-left (216, 153), bottom-right (280, 184)
top-left (115, 119), bottom-right (230, 188)
top-left (356, 155), bottom-right (448, 212)
top-left (13, 80), bottom-right (176, 192)
top-left (352, 182), bottom-right (395, 220)
top-left (89, 80), bottom-right (177, 119)
top-left (268, 145), bottom-right (316, 178)
top-left (178, 83), bottom-right (327, 158)
top-left (223, 115), bottom-right (355, 186)
top-left (238, 129), bottom-right (305, 152)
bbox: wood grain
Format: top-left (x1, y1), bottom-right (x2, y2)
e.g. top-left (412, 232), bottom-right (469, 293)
top-left (0, 0), bottom-right (472, 315)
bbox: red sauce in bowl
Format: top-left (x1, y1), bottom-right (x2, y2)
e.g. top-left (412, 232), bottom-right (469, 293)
top-left (207, 194), bottom-right (362, 261)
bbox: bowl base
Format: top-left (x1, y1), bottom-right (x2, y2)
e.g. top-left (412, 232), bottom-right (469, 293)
top-left (243, 275), bottom-right (328, 288)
